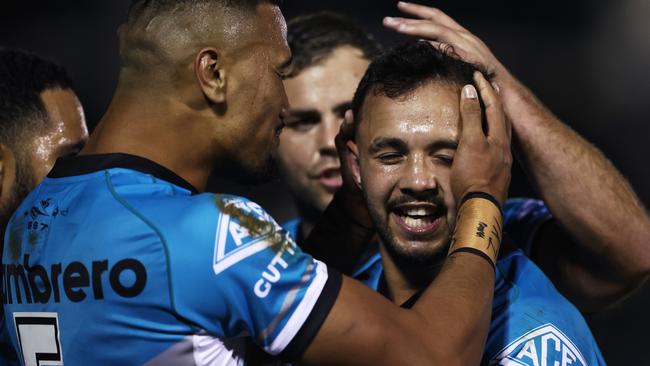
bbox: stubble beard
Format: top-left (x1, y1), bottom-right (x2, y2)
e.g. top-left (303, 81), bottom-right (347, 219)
top-left (364, 190), bottom-right (454, 272)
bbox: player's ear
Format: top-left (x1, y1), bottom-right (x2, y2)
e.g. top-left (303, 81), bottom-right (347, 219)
top-left (195, 48), bottom-right (227, 104)
top-left (346, 140), bottom-right (362, 190)
top-left (0, 144), bottom-right (17, 203)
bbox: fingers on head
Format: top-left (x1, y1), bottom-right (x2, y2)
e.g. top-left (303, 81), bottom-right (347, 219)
top-left (396, 2), bottom-right (466, 31)
top-left (459, 84), bottom-right (483, 138)
top-left (472, 72), bottom-right (509, 140)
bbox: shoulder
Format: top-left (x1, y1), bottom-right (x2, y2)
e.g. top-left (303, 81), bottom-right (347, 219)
top-left (487, 252), bottom-right (605, 365)
top-left (132, 193), bottom-right (277, 244)
top-left (281, 218), bottom-right (301, 240)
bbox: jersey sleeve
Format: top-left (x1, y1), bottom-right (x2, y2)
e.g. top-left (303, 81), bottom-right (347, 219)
top-left (167, 195), bottom-right (342, 361)
top-left (503, 198), bottom-right (553, 255)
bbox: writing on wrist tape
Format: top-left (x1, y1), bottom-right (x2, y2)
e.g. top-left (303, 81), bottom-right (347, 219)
top-left (448, 192), bottom-right (503, 270)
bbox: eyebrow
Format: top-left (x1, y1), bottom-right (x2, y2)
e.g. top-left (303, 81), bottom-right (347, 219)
top-left (332, 101), bottom-right (352, 116)
top-left (285, 109), bottom-right (321, 124)
top-left (288, 101), bottom-right (352, 119)
top-left (367, 137), bottom-right (458, 155)
top-left (368, 137), bottom-right (408, 155)
top-left (427, 139), bottom-right (458, 151)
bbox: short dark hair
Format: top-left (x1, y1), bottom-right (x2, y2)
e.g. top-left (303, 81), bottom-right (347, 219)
top-left (352, 41), bottom-right (492, 130)
top-left (0, 48), bottom-right (73, 151)
top-left (286, 12), bottom-right (382, 78)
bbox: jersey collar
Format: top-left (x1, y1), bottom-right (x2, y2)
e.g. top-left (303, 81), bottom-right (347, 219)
top-left (47, 153), bottom-right (199, 194)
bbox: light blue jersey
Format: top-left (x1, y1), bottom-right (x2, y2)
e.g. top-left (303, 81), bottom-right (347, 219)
top-left (1, 154), bottom-right (341, 365)
top-left (365, 198), bottom-right (606, 366)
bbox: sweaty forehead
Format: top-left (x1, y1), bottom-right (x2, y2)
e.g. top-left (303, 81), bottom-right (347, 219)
top-left (285, 47), bottom-right (369, 110)
top-left (358, 82), bottom-right (461, 145)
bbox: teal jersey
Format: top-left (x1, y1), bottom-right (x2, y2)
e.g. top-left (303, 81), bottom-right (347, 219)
top-left (1, 154), bottom-right (341, 365)
top-left (366, 199), bottom-right (606, 366)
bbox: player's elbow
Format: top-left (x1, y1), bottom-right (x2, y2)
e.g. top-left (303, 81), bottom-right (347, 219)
top-left (562, 267), bottom-right (649, 313)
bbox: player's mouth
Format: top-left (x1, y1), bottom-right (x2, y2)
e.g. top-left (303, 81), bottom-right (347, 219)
top-left (317, 167), bottom-right (342, 192)
top-left (391, 203), bottom-right (444, 237)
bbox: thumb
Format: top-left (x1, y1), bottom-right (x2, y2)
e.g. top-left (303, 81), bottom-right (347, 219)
top-left (459, 84), bottom-right (483, 141)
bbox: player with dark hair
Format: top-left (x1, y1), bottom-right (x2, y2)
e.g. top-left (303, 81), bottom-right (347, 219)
top-left (346, 40), bottom-right (605, 365)
top-left (382, 1), bottom-right (650, 312)
top-left (280, 8), bottom-right (650, 312)
top-left (0, 48), bottom-right (88, 366)
top-left (2, 1), bottom-right (511, 365)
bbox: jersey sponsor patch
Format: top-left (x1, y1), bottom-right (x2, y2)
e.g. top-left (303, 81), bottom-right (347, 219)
top-left (490, 323), bottom-right (588, 366)
top-left (212, 197), bottom-right (288, 275)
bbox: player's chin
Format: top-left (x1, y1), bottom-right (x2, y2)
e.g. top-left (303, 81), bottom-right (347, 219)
top-left (241, 156), bottom-right (280, 185)
top-left (388, 237), bottom-right (449, 265)
top-left (220, 152), bottom-right (279, 185)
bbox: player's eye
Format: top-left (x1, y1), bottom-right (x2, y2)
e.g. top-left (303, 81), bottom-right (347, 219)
top-left (434, 155), bottom-right (453, 166)
top-left (284, 118), bottom-right (319, 132)
top-left (376, 152), bottom-right (403, 165)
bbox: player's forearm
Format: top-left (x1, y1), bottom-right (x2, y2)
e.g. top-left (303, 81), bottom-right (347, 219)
top-left (408, 252), bottom-right (495, 365)
top-left (405, 195), bottom-right (502, 364)
top-left (502, 78), bottom-right (650, 287)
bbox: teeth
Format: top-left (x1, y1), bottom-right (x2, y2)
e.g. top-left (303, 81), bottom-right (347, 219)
top-left (403, 207), bottom-right (434, 217)
top-left (401, 215), bottom-right (435, 228)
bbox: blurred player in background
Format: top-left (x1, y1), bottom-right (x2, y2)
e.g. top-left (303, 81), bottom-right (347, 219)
top-left (0, 48), bottom-right (88, 366)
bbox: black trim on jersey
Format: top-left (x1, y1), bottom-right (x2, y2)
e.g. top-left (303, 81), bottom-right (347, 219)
top-left (280, 267), bottom-right (343, 362)
top-left (47, 153), bottom-right (199, 194)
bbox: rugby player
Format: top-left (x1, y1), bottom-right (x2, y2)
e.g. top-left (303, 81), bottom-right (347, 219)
top-left (1, 1), bottom-right (511, 364)
top-left (383, 1), bottom-right (650, 311)
top-left (346, 40), bottom-right (605, 365)
top-left (0, 48), bottom-right (88, 365)
top-left (280, 9), bottom-right (650, 312)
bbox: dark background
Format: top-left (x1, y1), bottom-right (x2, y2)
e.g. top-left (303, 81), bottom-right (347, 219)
top-left (1, 0), bottom-right (648, 363)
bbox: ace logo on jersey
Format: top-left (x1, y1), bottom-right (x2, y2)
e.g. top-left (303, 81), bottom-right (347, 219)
top-left (491, 324), bottom-right (587, 366)
top-left (212, 197), bottom-right (286, 275)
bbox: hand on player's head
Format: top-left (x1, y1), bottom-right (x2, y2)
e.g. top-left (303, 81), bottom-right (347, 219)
top-left (451, 72), bottom-right (512, 205)
top-left (383, 2), bottom-right (509, 84)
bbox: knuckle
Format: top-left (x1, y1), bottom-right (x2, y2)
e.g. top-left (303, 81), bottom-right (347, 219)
top-left (430, 7), bottom-right (442, 17)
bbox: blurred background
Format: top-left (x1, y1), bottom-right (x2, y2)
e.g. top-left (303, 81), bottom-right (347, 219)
top-left (1, 0), bottom-right (648, 363)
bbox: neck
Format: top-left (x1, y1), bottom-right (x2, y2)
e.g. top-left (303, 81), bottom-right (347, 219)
top-left (295, 200), bottom-right (325, 243)
top-left (379, 244), bottom-right (445, 305)
top-left (81, 87), bottom-right (214, 192)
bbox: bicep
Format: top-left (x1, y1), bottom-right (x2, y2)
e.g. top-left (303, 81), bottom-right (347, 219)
top-left (532, 220), bottom-right (634, 312)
